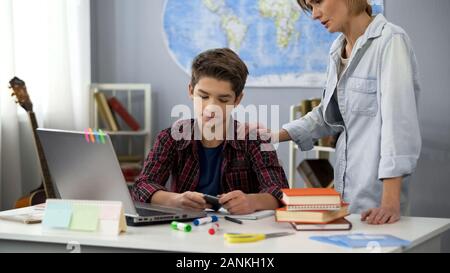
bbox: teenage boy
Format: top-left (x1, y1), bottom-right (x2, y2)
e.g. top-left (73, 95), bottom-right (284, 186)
top-left (132, 48), bottom-right (288, 215)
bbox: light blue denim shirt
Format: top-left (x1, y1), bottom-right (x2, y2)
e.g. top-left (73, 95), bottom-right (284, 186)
top-left (283, 15), bottom-right (422, 213)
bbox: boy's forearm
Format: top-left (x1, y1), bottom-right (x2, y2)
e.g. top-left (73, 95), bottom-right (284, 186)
top-left (381, 177), bottom-right (402, 207)
top-left (151, 190), bottom-right (178, 206)
top-left (248, 193), bottom-right (280, 211)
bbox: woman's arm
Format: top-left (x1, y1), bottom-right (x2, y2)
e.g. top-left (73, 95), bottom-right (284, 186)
top-left (362, 33), bottom-right (421, 225)
top-left (278, 101), bottom-right (341, 149)
top-left (361, 177), bottom-right (402, 224)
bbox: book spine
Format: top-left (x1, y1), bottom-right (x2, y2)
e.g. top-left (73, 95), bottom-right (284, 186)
top-left (108, 97), bottom-right (141, 131)
top-left (95, 92), bottom-right (119, 131)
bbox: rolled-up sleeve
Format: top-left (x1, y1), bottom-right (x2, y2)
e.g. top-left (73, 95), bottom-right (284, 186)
top-left (378, 34), bottom-right (422, 180)
top-left (282, 101), bottom-right (338, 151)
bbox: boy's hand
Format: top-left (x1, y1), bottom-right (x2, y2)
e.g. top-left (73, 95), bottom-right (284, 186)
top-left (219, 190), bottom-right (256, 215)
top-left (171, 191), bottom-right (212, 211)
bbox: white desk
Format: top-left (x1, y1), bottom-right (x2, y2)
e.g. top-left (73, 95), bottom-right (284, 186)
top-left (0, 214), bottom-right (449, 253)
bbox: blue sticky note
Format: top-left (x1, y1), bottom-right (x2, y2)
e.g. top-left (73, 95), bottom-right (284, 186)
top-left (310, 233), bottom-right (411, 249)
top-left (43, 201), bottom-right (73, 229)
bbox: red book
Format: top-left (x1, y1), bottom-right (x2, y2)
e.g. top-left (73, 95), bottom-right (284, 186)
top-left (107, 97), bottom-right (141, 131)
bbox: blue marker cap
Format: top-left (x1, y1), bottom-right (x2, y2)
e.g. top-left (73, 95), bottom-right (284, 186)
top-left (193, 215), bottom-right (218, 226)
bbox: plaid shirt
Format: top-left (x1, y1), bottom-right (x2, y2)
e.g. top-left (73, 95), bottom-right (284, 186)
top-left (131, 119), bottom-right (288, 203)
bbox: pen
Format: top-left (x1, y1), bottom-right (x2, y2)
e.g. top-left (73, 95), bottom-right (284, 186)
top-left (224, 216), bottom-right (242, 224)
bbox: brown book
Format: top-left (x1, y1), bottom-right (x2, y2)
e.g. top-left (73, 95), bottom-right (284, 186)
top-left (299, 99), bottom-right (312, 117)
top-left (290, 217), bottom-right (352, 231)
top-left (276, 204), bottom-right (349, 224)
top-left (94, 92), bottom-right (119, 131)
top-left (297, 159), bottom-right (334, 188)
top-left (310, 98), bottom-right (321, 109)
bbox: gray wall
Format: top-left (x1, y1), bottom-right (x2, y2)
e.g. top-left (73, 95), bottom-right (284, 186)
top-left (91, 0), bottom-right (450, 251)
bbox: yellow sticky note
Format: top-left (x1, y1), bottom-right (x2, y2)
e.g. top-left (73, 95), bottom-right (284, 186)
top-left (69, 204), bottom-right (99, 231)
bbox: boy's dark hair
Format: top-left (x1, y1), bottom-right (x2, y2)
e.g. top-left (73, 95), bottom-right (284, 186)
top-left (191, 48), bottom-right (249, 98)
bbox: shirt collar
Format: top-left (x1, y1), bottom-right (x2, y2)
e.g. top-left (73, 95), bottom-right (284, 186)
top-left (330, 14), bottom-right (387, 56)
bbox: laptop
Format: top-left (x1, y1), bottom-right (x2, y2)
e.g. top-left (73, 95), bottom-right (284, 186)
top-left (37, 128), bottom-right (206, 226)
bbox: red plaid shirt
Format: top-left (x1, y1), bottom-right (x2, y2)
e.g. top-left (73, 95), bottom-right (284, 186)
top-left (131, 119), bottom-right (288, 203)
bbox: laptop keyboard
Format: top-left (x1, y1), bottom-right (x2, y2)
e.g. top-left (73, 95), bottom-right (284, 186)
top-left (136, 207), bottom-right (175, 217)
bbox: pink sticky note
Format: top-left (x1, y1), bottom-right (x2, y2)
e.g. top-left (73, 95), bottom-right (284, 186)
top-left (100, 204), bottom-right (121, 220)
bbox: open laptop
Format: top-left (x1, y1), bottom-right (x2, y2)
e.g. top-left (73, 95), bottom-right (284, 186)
top-left (37, 128), bottom-right (206, 226)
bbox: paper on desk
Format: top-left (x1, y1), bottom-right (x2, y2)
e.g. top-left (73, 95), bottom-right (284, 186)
top-left (0, 205), bottom-right (45, 224)
top-left (207, 208), bottom-right (275, 220)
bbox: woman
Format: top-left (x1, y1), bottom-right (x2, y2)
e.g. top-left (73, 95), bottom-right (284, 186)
top-left (272, 0), bottom-right (421, 225)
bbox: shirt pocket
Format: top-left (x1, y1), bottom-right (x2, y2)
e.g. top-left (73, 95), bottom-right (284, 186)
top-left (346, 77), bottom-right (378, 117)
top-left (225, 161), bottom-right (250, 192)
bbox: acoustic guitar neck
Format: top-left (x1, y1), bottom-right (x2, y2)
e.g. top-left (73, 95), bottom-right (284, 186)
top-left (27, 111), bottom-right (56, 199)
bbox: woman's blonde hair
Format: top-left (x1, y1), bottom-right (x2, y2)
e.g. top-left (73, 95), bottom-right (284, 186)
top-left (297, 0), bottom-right (372, 16)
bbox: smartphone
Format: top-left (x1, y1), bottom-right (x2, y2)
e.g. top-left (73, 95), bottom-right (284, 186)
top-left (203, 194), bottom-right (222, 211)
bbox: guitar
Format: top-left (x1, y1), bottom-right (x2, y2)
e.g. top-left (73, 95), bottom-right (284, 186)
top-left (8, 77), bottom-right (56, 208)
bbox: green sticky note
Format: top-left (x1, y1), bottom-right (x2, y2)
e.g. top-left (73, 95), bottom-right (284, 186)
top-left (69, 204), bottom-right (99, 232)
top-left (43, 201), bottom-right (72, 229)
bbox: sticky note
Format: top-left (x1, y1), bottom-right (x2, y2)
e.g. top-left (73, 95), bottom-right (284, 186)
top-left (69, 204), bottom-right (99, 231)
top-left (100, 204), bottom-right (121, 220)
top-left (43, 201), bottom-right (73, 229)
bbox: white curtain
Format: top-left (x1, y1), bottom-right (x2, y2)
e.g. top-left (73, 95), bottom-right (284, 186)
top-left (0, 0), bottom-right (91, 210)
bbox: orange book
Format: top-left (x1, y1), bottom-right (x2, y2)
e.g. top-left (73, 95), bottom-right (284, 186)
top-left (275, 204), bottom-right (349, 224)
top-left (281, 188), bottom-right (341, 209)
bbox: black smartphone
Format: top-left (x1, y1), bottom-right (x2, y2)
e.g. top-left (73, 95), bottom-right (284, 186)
top-left (203, 194), bottom-right (221, 211)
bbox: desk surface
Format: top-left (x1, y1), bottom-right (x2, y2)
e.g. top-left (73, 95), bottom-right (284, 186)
top-left (1, 214), bottom-right (449, 253)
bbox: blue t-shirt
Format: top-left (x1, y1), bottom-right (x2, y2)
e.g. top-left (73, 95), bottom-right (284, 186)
top-left (196, 141), bottom-right (223, 196)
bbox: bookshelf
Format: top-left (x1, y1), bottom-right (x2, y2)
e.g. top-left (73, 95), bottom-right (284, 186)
top-left (288, 104), bottom-right (335, 188)
top-left (89, 83), bottom-right (152, 187)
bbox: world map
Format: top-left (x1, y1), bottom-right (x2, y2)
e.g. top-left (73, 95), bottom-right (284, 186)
top-left (163, 0), bottom-right (384, 87)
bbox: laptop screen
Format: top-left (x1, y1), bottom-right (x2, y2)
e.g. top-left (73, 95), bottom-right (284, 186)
top-left (37, 128), bottom-right (138, 217)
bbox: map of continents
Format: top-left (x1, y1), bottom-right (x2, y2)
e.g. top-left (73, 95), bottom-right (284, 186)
top-left (163, 0), bottom-right (384, 87)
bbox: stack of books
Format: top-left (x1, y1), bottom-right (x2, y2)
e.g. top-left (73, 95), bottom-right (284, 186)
top-left (276, 188), bottom-right (352, 231)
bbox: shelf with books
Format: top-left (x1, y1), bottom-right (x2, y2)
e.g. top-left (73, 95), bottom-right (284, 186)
top-left (90, 84), bottom-right (151, 187)
top-left (288, 102), bottom-right (336, 188)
